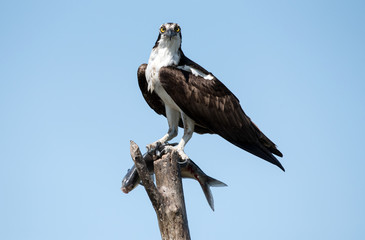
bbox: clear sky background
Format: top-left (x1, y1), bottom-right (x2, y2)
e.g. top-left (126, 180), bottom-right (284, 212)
top-left (1, 0), bottom-right (364, 239)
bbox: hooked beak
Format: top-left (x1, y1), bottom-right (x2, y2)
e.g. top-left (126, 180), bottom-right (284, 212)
top-left (166, 29), bottom-right (177, 40)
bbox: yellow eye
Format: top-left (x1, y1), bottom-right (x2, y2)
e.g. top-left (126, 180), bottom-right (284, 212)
top-left (160, 27), bottom-right (166, 33)
top-left (175, 27), bottom-right (180, 32)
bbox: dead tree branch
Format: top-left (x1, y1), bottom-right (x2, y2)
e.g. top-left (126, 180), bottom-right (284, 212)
top-left (130, 140), bottom-right (161, 209)
top-left (129, 141), bottom-right (191, 240)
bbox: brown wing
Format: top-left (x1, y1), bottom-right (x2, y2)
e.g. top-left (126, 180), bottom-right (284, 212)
top-left (137, 64), bottom-right (212, 134)
top-left (159, 66), bottom-right (284, 171)
top-left (137, 64), bottom-right (165, 116)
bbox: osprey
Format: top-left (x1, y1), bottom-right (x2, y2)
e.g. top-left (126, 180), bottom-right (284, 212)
top-left (138, 23), bottom-right (284, 171)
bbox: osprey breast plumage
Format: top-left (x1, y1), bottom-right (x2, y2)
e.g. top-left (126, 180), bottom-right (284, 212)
top-left (138, 23), bottom-right (284, 171)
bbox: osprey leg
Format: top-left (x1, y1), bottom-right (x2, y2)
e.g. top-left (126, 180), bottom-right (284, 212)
top-left (146, 106), bottom-right (179, 151)
top-left (175, 113), bottom-right (195, 162)
top-left (158, 113), bottom-right (195, 162)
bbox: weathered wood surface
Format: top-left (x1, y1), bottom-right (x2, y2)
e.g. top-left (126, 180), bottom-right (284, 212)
top-left (130, 141), bottom-right (191, 240)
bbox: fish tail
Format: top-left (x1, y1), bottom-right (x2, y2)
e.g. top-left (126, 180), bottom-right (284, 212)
top-left (200, 176), bottom-right (228, 211)
top-left (201, 180), bottom-right (215, 211)
top-left (206, 176), bottom-right (228, 187)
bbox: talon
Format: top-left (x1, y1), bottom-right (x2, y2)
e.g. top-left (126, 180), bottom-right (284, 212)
top-left (146, 141), bottom-right (162, 154)
top-left (160, 145), bottom-right (190, 164)
top-left (176, 150), bottom-right (190, 164)
top-left (177, 157), bottom-right (189, 164)
top-left (155, 148), bottom-right (161, 158)
top-left (161, 145), bottom-right (175, 155)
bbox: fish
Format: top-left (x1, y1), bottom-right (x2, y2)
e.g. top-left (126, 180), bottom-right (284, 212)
top-left (179, 158), bottom-right (228, 211)
top-left (121, 145), bottom-right (227, 211)
top-left (121, 164), bottom-right (141, 194)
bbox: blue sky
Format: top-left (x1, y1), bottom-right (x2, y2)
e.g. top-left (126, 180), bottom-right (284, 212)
top-left (1, 0), bottom-right (364, 239)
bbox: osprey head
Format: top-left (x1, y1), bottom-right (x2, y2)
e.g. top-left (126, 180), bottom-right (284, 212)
top-left (153, 23), bottom-right (182, 48)
top-left (159, 23), bottom-right (181, 40)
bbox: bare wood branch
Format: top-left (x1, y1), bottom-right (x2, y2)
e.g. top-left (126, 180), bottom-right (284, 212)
top-left (154, 151), bottom-right (191, 240)
top-left (129, 141), bottom-right (191, 240)
top-left (129, 140), bottom-right (161, 210)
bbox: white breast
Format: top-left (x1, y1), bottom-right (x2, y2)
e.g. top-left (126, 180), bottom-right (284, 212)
top-left (145, 39), bottom-right (181, 111)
